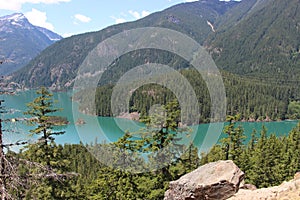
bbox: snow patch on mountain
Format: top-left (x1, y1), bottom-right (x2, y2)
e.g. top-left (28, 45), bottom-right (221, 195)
top-left (0, 13), bottom-right (25, 22)
top-left (207, 20), bottom-right (216, 32)
top-left (36, 26), bottom-right (62, 41)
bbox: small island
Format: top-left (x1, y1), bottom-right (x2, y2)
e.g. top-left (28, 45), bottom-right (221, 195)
top-left (46, 116), bottom-right (69, 126)
top-left (26, 116), bottom-right (69, 126)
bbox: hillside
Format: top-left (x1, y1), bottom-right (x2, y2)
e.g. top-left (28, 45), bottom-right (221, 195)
top-left (0, 13), bottom-right (62, 75)
top-left (10, 0), bottom-right (300, 89)
top-left (10, 0), bottom-right (238, 89)
top-left (207, 0), bottom-right (300, 81)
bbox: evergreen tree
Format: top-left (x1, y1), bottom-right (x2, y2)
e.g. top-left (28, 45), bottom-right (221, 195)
top-left (220, 114), bottom-right (245, 165)
top-left (24, 87), bottom-right (65, 159)
top-left (245, 126), bottom-right (269, 187)
top-left (283, 122), bottom-right (300, 178)
top-left (22, 87), bottom-right (73, 199)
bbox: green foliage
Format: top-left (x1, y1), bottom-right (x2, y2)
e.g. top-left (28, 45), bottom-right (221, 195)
top-left (24, 87), bottom-right (65, 145)
top-left (209, 0), bottom-right (300, 82)
top-left (83, 100), bottom-right (200, 199)
top-left (14, 115), bottom-right (300, 198)
top-left (75, 68), bottom-right (299, 123)
top-left (220, 114), bottom-right (245, 164)
top-left (20, 87), bottom-right (75, 199)
top-left (86, 168), bottom-right (140, 200)
top-left (287, 100), bottom-right (300, 119)
top-left (201, 121), bottom-right (300, 188)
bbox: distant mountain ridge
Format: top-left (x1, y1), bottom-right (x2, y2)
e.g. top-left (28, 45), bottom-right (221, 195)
top-left (0, 13), bottom-right (62, 75)
top-left (9, 0), bottom-right (300, 89)
top-left (11, 0), bottom-right (239, 89)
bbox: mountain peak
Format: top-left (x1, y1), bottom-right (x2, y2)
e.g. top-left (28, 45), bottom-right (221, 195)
top-left (0, 13), bottom-right (31, 29)
top-left (0, 13), bottom-right (26, 22)
top-left (0, 12), bottom-right (62, 75)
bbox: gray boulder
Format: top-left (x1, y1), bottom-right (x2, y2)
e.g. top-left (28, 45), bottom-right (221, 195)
top-left (164, 160), bottom-right (245, 200)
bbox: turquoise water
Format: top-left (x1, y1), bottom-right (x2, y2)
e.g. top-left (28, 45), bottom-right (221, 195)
top-left (1, 90), bottom-right (298, 152)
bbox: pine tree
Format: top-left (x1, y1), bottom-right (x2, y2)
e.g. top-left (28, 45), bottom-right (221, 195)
top-left (23, 87), bottom-right (74, 199)
top-left (284, 122), bottom-right (300, 178)
top-left (220, 114), bottom-right (245, 165)
top-left (246, 126), bottom-right (269, 187)
top-left (24, 87), bottom-right (65, 159)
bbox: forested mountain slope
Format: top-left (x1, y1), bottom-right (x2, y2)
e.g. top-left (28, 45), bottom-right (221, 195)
top-left (10, 0), bottom-right (238, 89)
top-left (10, 0), bottom-right (300, 88)
top-left (207, 0), bottom-right (300, 82)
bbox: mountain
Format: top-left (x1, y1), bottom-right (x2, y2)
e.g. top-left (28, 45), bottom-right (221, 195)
top-left (10, 0), bottom-right (300, 89)
top-left (206, 0), bottom-right (300, 81)
top-left (35, 26), bottom-right (62, 42)
top-left (10, 0), bottom-right (239, 89)
top-left (0, 13), bottom-right (62, 75)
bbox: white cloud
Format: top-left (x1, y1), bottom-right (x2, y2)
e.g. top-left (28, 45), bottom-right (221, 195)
top-left (25, 8), bottom-right (54, 31)
top-left (184, 0), bottom-right (198, 2)
top-left (74, 14), bottom-right (91, 23)
top-left (111, 16), bottom-right (126, 24)
top-left (62, 32), bottom-right (75, 38)
top-left (0, 0), bottom-right (21, 10)
top-left (115, 18), bottom-right (126, 24)
top-left (0, 0), bottom-right (71, 11)
top-left (111, 10), bottom-right (150, 25)
top-left (141, 11), bottom-right (150, 18)
top-left (128, 10), bottom-right (150, 20)
top-left (128, 10), bottom-right (140, 19)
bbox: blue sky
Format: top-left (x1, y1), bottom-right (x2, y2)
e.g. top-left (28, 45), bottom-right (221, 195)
top-left (0, 0), bottom-right (201, 37)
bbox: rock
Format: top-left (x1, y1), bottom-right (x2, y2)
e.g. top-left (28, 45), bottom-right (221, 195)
top-left (294, 172), bottom-right (300, 180)
top-left (228, 172), bottom-right (300, 200)
top-left (76, 118), bottom-right (86, 125)
top-left (117, 112), bottom-right (140, 121)
top-left (164, 160), bottom-right (245, 200)
top-left (240, 183), bottom-right (257, 190)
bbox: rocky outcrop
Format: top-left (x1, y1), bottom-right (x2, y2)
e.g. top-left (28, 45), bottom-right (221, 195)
top-left (228, 172), bottom-right (300, 200)
top-left (164, 160), bottom-right (245, 200)
top-left (117, 112), bottom-right (140, 121)
top-left (164, 160), bottom-right (300, 200)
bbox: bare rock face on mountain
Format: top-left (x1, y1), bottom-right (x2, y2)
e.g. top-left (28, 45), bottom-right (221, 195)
top-left (164, 160), bottom-right (245, 200)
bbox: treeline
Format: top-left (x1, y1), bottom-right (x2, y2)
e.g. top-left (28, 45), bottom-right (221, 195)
top-left (76, 68), bottom-right (299, 122)
top-left (10, 116), bottom-right (300, 199)
top-left (201, 115), bottom-right (300, 188)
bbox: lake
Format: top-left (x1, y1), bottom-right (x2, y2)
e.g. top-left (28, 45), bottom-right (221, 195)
top-left (1, 90), bottom-right (298, 152)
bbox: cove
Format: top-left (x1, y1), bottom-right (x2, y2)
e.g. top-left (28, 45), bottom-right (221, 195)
top-left (1, 90), bottom-right (298, 152)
